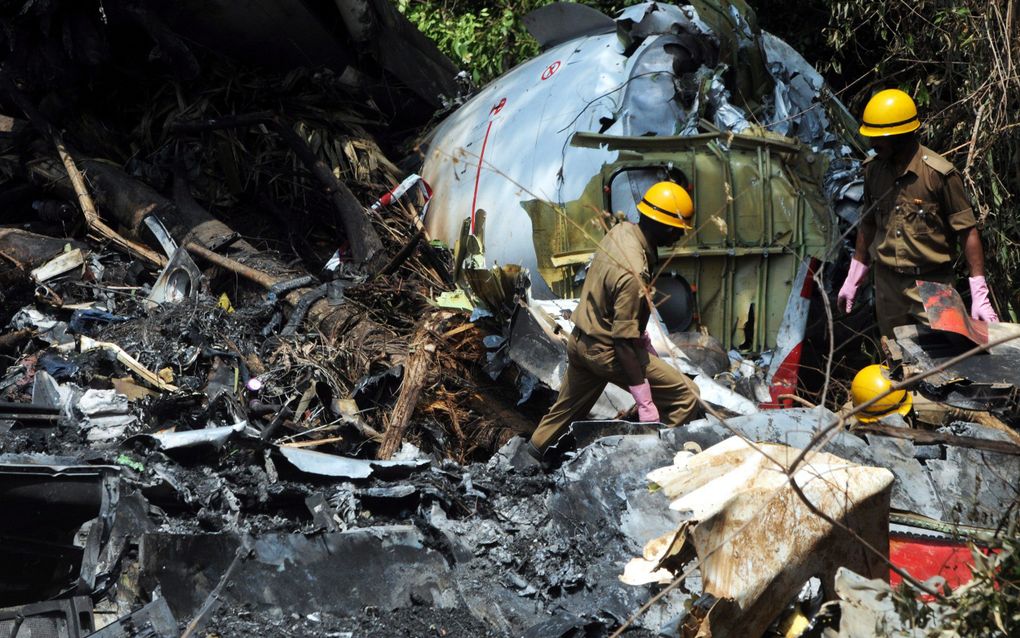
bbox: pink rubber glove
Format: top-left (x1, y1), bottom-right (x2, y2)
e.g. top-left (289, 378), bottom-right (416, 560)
top-left (628, 381), bottom-right (660, 423)
top-left (640, 331), bottom-right (657, 356)
top-left (969, 276), bottom-right (999, 322)
top-left (837, 258), bottom-right (869, 313)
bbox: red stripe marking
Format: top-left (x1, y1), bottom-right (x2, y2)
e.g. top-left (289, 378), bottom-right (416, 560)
top-left (763, 342), bottom-right (802, 409)
top-left (800, 257), bottom-right (819, 299)
top-left (889, 536), bottom-right (980, 599)
top-left (469, 120), bottom-right (494, 235)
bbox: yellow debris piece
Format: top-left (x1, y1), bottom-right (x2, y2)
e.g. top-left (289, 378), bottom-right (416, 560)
top-left (218, 292), bottom-right (235, 313)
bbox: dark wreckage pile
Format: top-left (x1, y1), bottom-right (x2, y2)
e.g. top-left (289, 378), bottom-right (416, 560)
top-left (0, 2), bottom-right (1019, 638)
top-left (0, 1), bottom-right (548, 636)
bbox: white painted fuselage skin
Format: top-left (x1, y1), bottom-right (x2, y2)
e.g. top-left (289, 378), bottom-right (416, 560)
top-left (421, 7), bottom-right (675, 298)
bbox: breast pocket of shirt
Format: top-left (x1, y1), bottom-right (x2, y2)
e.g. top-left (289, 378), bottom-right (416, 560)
top-left (901, 199), bottom-right (944, 237)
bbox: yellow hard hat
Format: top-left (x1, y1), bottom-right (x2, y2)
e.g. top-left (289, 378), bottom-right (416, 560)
top-left (859, 89), bottom-right (920, 137)
top-left (851, 364), bottom-right (912, 423)
top-left (637, 182), bottom-right (694, 230)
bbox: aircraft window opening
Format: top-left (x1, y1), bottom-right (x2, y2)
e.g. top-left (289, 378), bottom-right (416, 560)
top-left (608, 166), bottom-right (690, 224)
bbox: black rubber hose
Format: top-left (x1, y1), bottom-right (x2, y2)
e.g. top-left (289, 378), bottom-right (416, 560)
top-left (280, 284), bottom-right (328, 336)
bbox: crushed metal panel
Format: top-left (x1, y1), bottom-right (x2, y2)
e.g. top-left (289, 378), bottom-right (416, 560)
top-left (542, 433), bottom-right (693, 631)
top-left (127, 423), bottom-right (248, 451)
top-left (892, 323), bottom-right (1020, 407)
top-left (85, 597), bottom-right (176, 638)
top-left (146, 246), bottom-right (201, 306)
top-left (139, 527), bottom-right (457, 622)
top-left (624, 436), bottom-right (893, 636)
top-left (0, 459), bottom-right (121, 605)
top-left (276, 445), bottom-right (429, 479)
top-left (0, 597), bottom-right (94, 638)
top-left (565, 129), bottom-right (833, 352)
top-left (663, 410), bottom-right (944, 519)
top-left (522, 3), bottom-right (616, 51)
top-left (924, 444), bottom-right (1020, 529)
top-left (663, 409), bottom-right (1018, 529)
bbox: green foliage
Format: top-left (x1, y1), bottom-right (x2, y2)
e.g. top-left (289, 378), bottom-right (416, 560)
top-left (397, 0), bottom-right (534, 85)
top-left (396, 0), bottom-right (642, 85)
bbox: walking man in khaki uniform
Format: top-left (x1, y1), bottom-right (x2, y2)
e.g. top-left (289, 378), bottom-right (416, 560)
top-left (527, 182), bottom-right (701, 460)
top-left (837, 88), bottom-right (999, 337)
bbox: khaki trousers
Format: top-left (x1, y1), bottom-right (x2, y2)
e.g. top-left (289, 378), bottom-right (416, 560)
top-left (530, 332), bottom-right (700, 451)
top-left (873, 264), bottom-right (955, 338)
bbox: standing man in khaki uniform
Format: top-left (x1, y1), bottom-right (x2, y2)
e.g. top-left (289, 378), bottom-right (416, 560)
top-left (837, 89), bottom-right (999, 337)
top-left (527, 182), bottom-right (701, 460)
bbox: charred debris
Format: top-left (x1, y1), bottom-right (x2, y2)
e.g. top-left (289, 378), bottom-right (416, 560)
top-left (0, 1), bottom-right (1018, 638)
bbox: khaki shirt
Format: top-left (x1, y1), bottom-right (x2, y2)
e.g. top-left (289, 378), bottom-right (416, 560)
top-left (572, 222), bottom-right (656, 345)
top-left (860, 144), bottom-right (977, 273)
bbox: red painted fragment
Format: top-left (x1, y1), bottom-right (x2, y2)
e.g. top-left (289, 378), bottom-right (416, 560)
top-left (763, 342), bottom-right (802, 409)
top-left (889, 535), bottom-right (977, 596)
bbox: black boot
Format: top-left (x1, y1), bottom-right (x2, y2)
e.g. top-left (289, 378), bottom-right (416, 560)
top-left (523, 440), bottom-right (553, 472)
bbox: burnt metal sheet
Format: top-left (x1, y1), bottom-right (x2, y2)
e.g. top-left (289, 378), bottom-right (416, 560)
top-left (146, 246), bottom-right (201, 306)
top-left (893, 323), bottom-right (1020, 389)
top-left (276, 446), bottom-right (429, 479)
top-left (918, 280), bottom-right (988, 344)
top-left (555, 420), bottom-right (662, 451)
top-left (127, 423), bottom-right (248, 451)
top-left (139, 527), bottom-right (456, 622)
top-left (0, 460), bottom-right (120, 605)
top-left (0, 597), bottom-right (94, 638)
top-left (925, 445), bottom-right (1020, 530)
top-left (523, 3), bottom-right (616, 50)
top-left (85, 597), bottom-right (176, 638)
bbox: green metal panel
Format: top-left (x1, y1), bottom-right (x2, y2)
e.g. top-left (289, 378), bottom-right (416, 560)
top-left (553, 129), bottom-right (835, 352)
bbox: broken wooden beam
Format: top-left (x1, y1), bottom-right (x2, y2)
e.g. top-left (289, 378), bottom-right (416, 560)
top-left (56, 140), bottom-right (166, 267)
top-left (185, 243), bottom-right (280, 290)
top-left (853, 423), bottom-right (1020, 457)
top-left (377, 313), bottom-right (444, 459)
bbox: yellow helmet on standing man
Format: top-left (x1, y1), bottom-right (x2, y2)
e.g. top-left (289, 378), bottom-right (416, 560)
top-left (851, 364), bottom-right (912, 423)
top-left (637, 182), bottom-right (695, 230)
top-left (859, 89), bottom-right (921, 137)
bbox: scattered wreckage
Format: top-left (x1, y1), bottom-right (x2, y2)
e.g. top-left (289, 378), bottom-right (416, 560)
top-left (0, 0), bottom-right (1017, 637)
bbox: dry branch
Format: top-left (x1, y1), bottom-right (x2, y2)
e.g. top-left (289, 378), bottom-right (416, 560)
top-left (56, 142), bottom-right (166, 267)
top-left (376, 312), bottom-right (444, 459)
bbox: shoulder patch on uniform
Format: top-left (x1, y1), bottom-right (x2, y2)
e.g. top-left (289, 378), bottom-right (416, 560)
top-left (921, 150), bottom-right (955, 175)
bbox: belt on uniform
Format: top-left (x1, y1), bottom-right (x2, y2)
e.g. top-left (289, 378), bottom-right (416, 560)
top-left (892, 265), bottom-right (928, 275)
top-left (877, 262), bottom-right (949, 276)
